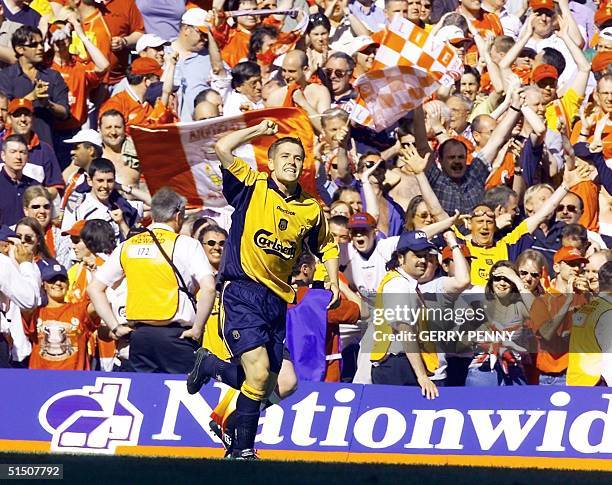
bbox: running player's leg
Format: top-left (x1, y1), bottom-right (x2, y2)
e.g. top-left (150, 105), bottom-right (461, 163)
top-left (233, 345), bottom-right (271, 456)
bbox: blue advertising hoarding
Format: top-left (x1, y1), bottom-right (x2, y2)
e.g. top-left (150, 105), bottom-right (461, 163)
top-left (0, 369), bottom-right (610, 470)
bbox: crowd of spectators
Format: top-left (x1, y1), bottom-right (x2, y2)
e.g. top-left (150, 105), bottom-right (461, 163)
top-left (0, 0), bottom-right (611, 389)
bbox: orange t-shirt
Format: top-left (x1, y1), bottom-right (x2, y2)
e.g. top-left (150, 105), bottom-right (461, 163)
top-left (53, 56), bottom-right (103, 130)
top-left (81, 10), bottom-right (113, 84)
top-left (485, 151), bottom-right (515, 190)
top-left (100, 89), bottom-right (174, 128)
top-left (25, 301), bottom-right (98, 370)
top-left (212, 17), bottom-right (279, 68)
top-left (101, 0), bottom-right (145, 84)
top-left (570, 118), bottom-right (612, 160)
top-left (572, 181), bottom-right (600, 232)
top-left (529, 288), bottom-right (588, 374)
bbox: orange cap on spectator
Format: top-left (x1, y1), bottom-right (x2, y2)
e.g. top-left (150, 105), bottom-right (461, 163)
top-left (553, 246), bottom-right (588, 265)
top-left (61, 220), bottom-right (87, 237)
top-left (130, 57), bottom-right (163, 77)
top-left (592, 51), bottom-right (612, 73)
top-left (441, 244), bottom-right (472, 261)
top-left (529, 0), bottom-right (554, 11)
top-left (532, 64), bottom-right (558, 83)
top-left (8, 98), bottom-right (33, 114)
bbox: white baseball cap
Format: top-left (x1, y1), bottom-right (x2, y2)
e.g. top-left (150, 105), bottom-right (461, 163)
top-left (135, 34), bottom-right (169, 54)
top-left (435, 25), bottom-right (470, 44)
top-left (331, 36), bottom-right (378, 57)
top-left (181, 8), bottom-right (210, 33)
top-left (63, 129), bottom-right (103, 147)
top-left (600, 27), bottom-right (612, 42)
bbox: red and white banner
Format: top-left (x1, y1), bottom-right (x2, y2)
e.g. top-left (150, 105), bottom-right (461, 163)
top-left (351, 16), bottom-right (463, 131)
top-left (131, 107), bottom-right (316, 208)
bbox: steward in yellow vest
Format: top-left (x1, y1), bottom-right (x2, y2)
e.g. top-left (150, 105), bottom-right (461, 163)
top-left (368, 230), bottom-right (444, 399)
top-left (87, 188), bottom-right (217, 374)
top-left (568, 261), bottom-right (612, 386)
top-left (568, 296), bottom-right (612, 386)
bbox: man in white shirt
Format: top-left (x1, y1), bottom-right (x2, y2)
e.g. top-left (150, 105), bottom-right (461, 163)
top-left (223, 61), bottom-right (264, 116)
top-left (0, 230), bottom-right (41, 366)
top-left (369, 229), bottom-right (471, 393)
top-left (340, 212), bottom-right (400, 301)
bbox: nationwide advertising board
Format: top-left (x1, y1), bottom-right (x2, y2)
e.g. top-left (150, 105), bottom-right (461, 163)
top-left (0, 370), bottom-right (611, 471)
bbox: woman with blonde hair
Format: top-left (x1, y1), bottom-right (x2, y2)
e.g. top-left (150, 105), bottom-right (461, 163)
top-left (22, 185), bottom-right (71, 268)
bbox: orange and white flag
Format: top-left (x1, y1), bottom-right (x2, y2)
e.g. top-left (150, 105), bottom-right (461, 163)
top-left (350, 16), bottom-right (463, 131)
top-left (131, 107), bottom-right (316, 207)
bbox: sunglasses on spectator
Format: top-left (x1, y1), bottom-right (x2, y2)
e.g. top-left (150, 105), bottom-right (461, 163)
top-left (70, 235), bottom-right (81, 244)
top-left (323, 68), bottom-right (349, 78)
top-left (556, 204), bottom-right (578, 213)
top-left (471, 210), bottom-right (495, 219)
top-left (204, 239), bottom-right (225, 248)
top-left (17, 234), bottom-right (35, 244)
top-left (29, 203), bottom-right (51, 210)
top-left (519, 270), bottom-right (540, 279)
top-left (492, 275), bottom-right (512, 283)
top-left (22, 41), bottom-right (44, 48)
top-left (47, 276), bottom-right (68, 285)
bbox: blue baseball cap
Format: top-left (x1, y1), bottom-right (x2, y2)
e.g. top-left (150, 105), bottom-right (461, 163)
top-left (0, 225), bottom-right (17, 242)
top-left (39, 260), bottom-right (68, 282)
top-left (397, 230), bottom-right (438, 253)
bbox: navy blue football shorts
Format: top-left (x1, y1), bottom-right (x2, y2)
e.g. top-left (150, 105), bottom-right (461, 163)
top-left (220, 279), bottom-right (287, 373)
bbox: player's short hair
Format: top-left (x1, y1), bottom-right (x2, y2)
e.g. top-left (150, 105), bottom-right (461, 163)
top-left (151, 187), bottom-right (187, 223)
top-left (291, 252), bottom-right (316, 277)
top-left (268, 137), bottom-right (305, 160)
top-left (598, 261), bottom-right (612, 292)
top-left (88, 158), bottom-right (116, 178)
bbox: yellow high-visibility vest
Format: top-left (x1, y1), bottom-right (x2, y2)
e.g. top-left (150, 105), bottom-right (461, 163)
top-left (120, 228), bottom-right (180, 323)
top-left (370, 270), bottom-right (439, 374)
top-left (567, 297), bottom-right (611, 386)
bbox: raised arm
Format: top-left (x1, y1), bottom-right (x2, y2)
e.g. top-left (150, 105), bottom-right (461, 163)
top-left (399, 144), bottom-right (449, 220)
top-left (499, 14), bottom-right (535, 71)
top-left (524, 162), bottom-right (594, 233)
top-left (215, 120), bottom-right (278, 167)
top-left (69, 13), bottom-right (110, 73)
top-left (441, 231), bottom-right (471, 293)
top-left (477, 88), bottom-right (524, 165)
top-left (557, 16), bottom-right (590, 97)
top-left (557, 0), bottom-right (585, 49)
